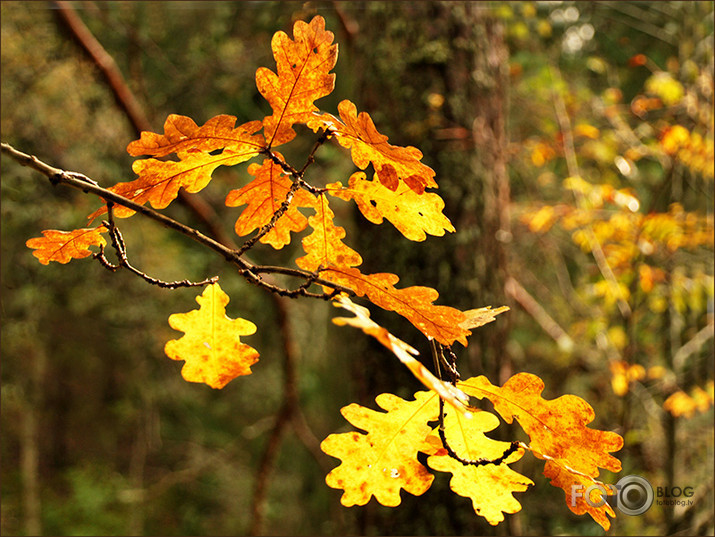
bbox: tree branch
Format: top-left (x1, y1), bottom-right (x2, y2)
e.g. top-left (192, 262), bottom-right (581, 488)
top-left (54, 0), bottom-right (151, 134)
top-left (505, 276), bottom-right (574, 352)
top-left (429, 340), bottom-right (519, 467)
top-left (1, 141), bottom-right (354, 299)
top-left (96, 203), bottom-right (219, 289)
top-left (673, 320), bottom-right (715, 372)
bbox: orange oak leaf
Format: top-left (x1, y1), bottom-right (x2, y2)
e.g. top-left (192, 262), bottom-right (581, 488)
top-left (425, 408), bottom-right (533, 525)
top-left (458, 373), bottom-right (624, 530)
top-left (331, 295), bottom-right (470, 414)
top-left (126, 114), bottom-right (265, 158)
top-left (164, 283), bottom-right (259, 389)
top-left (256, 15), bottom-right (338, 148)
top-left (225, 155), bottom-right (318, 249)
top-left (89, 116), bottom-right (264, 220)
top-left (326, 268), bottom-right (470, 346)
top-left (26, 226), bottom-right (107, 265)
top-left (309, 99), bottom-right (437, 193)
top-left (320, 390), bottom-right (439, 507)
top-left (326, 172), bottom-right (454, 241)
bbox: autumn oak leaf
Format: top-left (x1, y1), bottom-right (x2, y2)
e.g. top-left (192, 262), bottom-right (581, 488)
top-left (327, 172), bottom-right (454, 241)
top-left (321, 390), bottom-right (439, 507)
top-left (226, 155), bottom-right (318, 249)
top-left (458, 373), bottom-right (624, 530)
top-left (89, 116), bottom-right (264, 220)
top-left (326, 268), bottom-right (470, 346)
top-left (425, 408), bottom-right (533, 525)
top-left (309, 99), bottom-right (437, 193)
top-left (126, 114), bottom-right (265, 158)
top-left (459, 306), bottom-right (510, 330)
top-left (295, 193), bottom-right (363, 271)
top-left (26, 226), bottom-right (107, 265)
top-left (256, 15), bottom-right (338, 148)
top-left (164, 283), bottom-right (259, 389)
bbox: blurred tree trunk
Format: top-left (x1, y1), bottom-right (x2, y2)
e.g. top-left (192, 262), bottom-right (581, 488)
top-left (20, 348), bottom-right (46, 536)
top-left (346, 2), bottom-right (513, 393)
top-left (339, 3), bottom-right (515, 534)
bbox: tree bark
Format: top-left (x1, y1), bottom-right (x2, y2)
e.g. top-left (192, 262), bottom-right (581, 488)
top-left (343, 3), bottom-right (514, 533)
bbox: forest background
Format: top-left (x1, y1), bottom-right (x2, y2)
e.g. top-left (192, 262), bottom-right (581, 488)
top-left (1, 2), bottom-right (713, 535)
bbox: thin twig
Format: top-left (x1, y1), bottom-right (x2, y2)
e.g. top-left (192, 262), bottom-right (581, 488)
top-left (505, 276), bottom-right (575, 351)
top-left (673, 320), bottom-right (715, 372)
top-left (299, 128), bottom-right (334, 175)
top-left (236, 179), bottom-right (302, 257)
top-left (96, 203), bottom-right (219, 289)
top-left (429, 340), bottom-right (519, 467)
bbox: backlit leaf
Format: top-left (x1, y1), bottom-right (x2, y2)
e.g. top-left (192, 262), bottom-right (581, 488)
top-left (425, 408), bottom-right (533, 525)
top-left (310, 99), bottom-right (437, 193)
top-left (664, 383), bottom-right (715, 418)
top-left (295, 193), bottom-right (363, 271)
top-left (458, 373), bottom-right (623, 530)
top-left (331, 295), bottom-right (470, 414)
top-left (327, 172), bottom-right (454, 241)
top-left (126, 114), bottom-right (265, 158)
top-left (326, 268), bottom-right (470, 346)
top-left (256, 15), bottom-right (338, 147)
top-left (321, 390), bottom-right (439, 507)
top-left (164, 283), bottom-right (259, 389)
top-left (26, 226), bottom-right (107, 265)
top-left (459, 306), bottom-right (510, 330)
top-left (225, 155), bottom-right (317, 249)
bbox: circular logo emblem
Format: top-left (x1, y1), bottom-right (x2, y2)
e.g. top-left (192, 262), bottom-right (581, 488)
top-left (616, 475), bottom-right (654, 515)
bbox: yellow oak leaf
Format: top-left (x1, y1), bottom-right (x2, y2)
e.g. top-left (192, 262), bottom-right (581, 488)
top-left (309, 99), bottom-right (437, 193)
top-left (295, 193), bottom-right (363, 271)
top-left (256, 15), bottom-right (338, 148)
top-left (425, 408), bottom-right (533, 525)
top-left (225, 155), bottom-right (317, 249)
top-left (326, 172), bottom-right (454, 241)
top-left (458, 373), bottom-right (623, 530)
top-left (164, 283), bottom-right (259, 389)
top-left (26, 226), bottom-right (107, 265)
top-left (321, 390), bottom-right (439, 507)
top-left (295, 195), bottom-right (468, 346)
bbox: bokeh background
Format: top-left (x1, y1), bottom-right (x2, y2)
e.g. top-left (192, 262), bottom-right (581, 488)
top-left (2, 2), bottom-right (713, 535)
